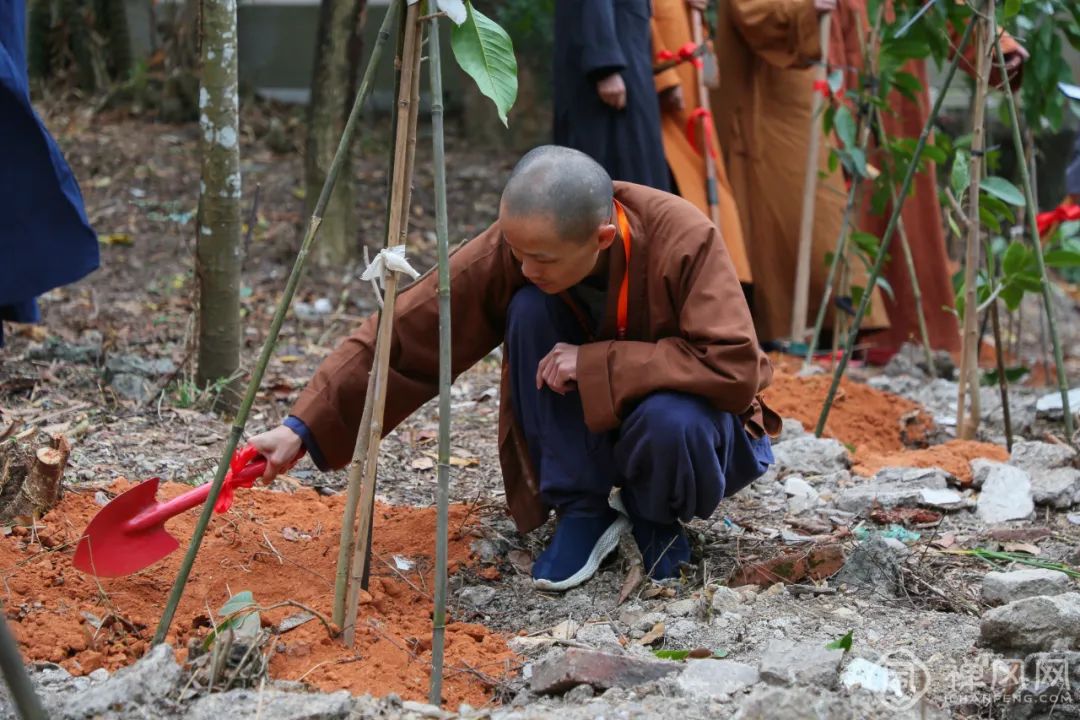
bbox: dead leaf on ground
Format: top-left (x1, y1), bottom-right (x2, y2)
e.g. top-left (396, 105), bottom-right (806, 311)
top-left (1003, 542), bottom-right (1041, 556)
top-left (636, 621), bottom-right (665, 646)
top-left (728, 544), bottom-right (846, 587)
top-left (281, 526), bottom-right (311, 542)
top-left (618, 564), bottom-right (644, 605)
top-left (507, 549), bottom-right (533, 574)
top-left (549, 619), bottom-right (579, 641)
top-left (411, 456), bottom-right (435, 470)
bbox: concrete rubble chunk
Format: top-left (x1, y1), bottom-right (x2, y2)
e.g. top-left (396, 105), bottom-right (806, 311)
top-left (873, 467), bottom-right (953, 486)
top-left (665, 598), bottom-right (700, 618)
top-left (1030, 468), bottom-right (1080, 509)
top-left (676, 660), bottom-right (760, 699)
top-left (779, 418), bottom-right (807, 443)
top-left (976, 463), bottom-right (1034, 524)
top-left (784, 476), bottom-right (820, 514)
top-left (186, 689), bottom-right (355, 719)
top-left (574, 622), bottom-right (624, 652)
top-left (771, 436), bottom-right (849, 477)
top-left (835, 470), bottom-right (948, 514)
top-left (458, 585), bottom-right (496, 608)
top-left (918, 487), bottom-right (966, 511)
top-left (980, 592), bottom-right (1080, 653)
top-left (970, 458), bottom-right (998, 489)
top-left (982, 569), bottom-right (1072, 606)
top-left (1010, 440), bottom-right (1077, 472)
top-left (60, 643), bottom-right (182, 717)
top-left (711, 586), bottom-right (742, 612)
top-left (733, 687), bottom-right (859, 720)
top-left (530, 648), bottom-right (679, 695)
top-left (759, 639), bottom-right (845, 688)
top-left (840, 658), bottom-right (903, 697)
top-left (835, 538), bottom-right (902, 596)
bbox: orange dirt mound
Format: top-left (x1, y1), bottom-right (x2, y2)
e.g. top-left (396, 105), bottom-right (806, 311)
top-left (0, 481), bottom-right (516, 707)
top-left (854, 440), bottom-right (1010, 484)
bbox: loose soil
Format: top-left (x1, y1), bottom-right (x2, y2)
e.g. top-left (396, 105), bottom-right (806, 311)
top-left (853, 439), bottom-right (1010, 483)
top-left (0, 481), bottom-right (516, 707)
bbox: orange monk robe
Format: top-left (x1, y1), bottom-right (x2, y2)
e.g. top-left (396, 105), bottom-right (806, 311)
top-left (710, 0), bottom-right (888, 344)
top-left (651, 0), bottom-right (752, 284)
top-left (846, 2), bottom-right (1025, 354)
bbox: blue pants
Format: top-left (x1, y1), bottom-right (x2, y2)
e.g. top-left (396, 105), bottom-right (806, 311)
top-left (507, 285), bottom-right (774, 525)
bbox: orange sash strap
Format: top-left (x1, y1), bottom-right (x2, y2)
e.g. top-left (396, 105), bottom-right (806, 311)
top-left (614, 200), bottom-right (631, 340)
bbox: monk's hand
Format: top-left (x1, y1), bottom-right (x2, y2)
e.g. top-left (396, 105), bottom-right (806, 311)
top-left (536, 343), bottom-right (580, 395)
top-left (660, 86), bottom-right (684, 114)
top-left (597, 73), bottom-right (627, 110)
top-left (685, 0), bottom-right (708, 10)
top-left (814, 0), bottom-right (837, 11)
top-left (249, 425), bottom-right (304, 483)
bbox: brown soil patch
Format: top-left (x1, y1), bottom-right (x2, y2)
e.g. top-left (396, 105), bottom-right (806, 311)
top-left (0, 481), bottom-right (515, 707)
top-left (854, 440), bottom-right (1010, 484)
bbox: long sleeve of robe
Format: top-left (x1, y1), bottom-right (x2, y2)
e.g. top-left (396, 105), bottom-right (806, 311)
top-left (0, 0), bottom-right (98, 345)
top-left (650, 0), bottom-right (753, 284)
top-left (290, 182), bottom-right (777, 533)
top-left (553, 0), bottom-right (671, 190)
top-left (709, 0), bottom-right (888, 343)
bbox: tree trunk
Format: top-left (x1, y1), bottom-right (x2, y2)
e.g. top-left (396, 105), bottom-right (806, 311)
top-left (305, 0), bottom-right (367, 267)
top-left (195, 0), bottom-right (242, 410)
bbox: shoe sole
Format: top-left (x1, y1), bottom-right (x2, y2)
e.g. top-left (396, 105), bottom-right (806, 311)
top-left (532, 514), bottom-right (631, 592)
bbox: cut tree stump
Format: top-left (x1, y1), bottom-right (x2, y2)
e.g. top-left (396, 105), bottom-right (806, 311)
top-left (0, 432), bottom-right (69, 524)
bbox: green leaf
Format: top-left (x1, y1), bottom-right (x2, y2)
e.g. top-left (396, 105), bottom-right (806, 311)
top-left (1000, 283), bottom-right (1025, 311)
top-left (204, 591), bottom-right (260, 649)
top-left (845, 148), bottom-right (869, 179)
top-left (827, 68), bottom-right (844, 94)
top-left (951, 152), bottom-right (970, 197)
top-left (851, 231), bottom-right (880, 257)
top-left (826, 631), bottom-right (854, 651)
top-left (654, 649), bottom-right (691, 661)
top-left (451, 3), bottom-right (518, 126)
top-left (1002, 241), bottom-right (1028, 276)
top-left (834, 106), bottom-right (856, 148)
top-left (981, 194), bottom-right (1015, 224)
top-left (1014, 273), bottom-right (1044, 293)
top-left (1044, 249), bottom-right (1080, 268)
top-left (981, 176), bottom-right (1026, 207)
top-left (979, 206), bottom-right (1002, 234)
top-left (1004, 0), bottom-right (1021, 18)
top-left (921, 145), bottom-right (948, 165)
top-left (876, 275), bottom-right (895, 302)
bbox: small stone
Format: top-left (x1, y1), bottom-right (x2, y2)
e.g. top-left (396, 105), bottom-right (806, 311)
top-left (919, 487), bottom-right (966, 511)
top-left (399, 700), bottom-right (451, 718)
top-left (530, 648), bottom-right (678, 695)
top-left (979, 592), bottom-right (1080, 653)
top-left (779, 419), bottom-right (807, 443)
top-left (574, 622), bottom-right (623, 652)
top-left (61, 644), bottom-right (181, 717)
top-left (881, 538), bottom-right (910, 557)
top-left (840, 658), bottom-right (903, 696)
top-left (734, 686), bottom-right (855, 720)
top-left (874, 466), bottom-right (953, 486)
top-left (109, 373), bottom-right (154, 402)
top-left (1036, 388), bottom-right (1080, 416)
top-left (470, 539), bottom-right (500, 564)
top-left (835, 538), bottom-right (901, 596)
top-left (676, 660), bottom-right (760, 699)
top-left (1030, 468), bottom-right (1080, 509)
top-left (87, 668), bottom-right (109, 682)
top-left (563, 683), bottom-right (595, 703)
top-left (771, 436), bottom-right (849, 477)
top-left (784, 476), bottom-right (820, 514)
top-left (981, 569), bottom-right (1072, 607)
top-left (1010, 440), bottom-right (1077, 472)
top-left (313, 298), bottom-right (333, 315)
top-left (710, 586), bottom-right (742, 612)
top-left (976, 464), bottom-right (1034, 524)
top-left (970, 458), bottom-right (998, 489)
top-left (104, 354), bottom-right (177, 378)
top-left (665, 598), bottom-right (700, 618)
top-left (458, 585), bottom-right (496, 609)
top-left (835, 470), bottom-right (949, 514)
top-left (759, 639), bottom-right (844, 688)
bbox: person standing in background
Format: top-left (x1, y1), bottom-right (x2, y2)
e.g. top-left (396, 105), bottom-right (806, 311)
top-left (0, 0), bottom-right (99, 346)
top-left (553, 0), bottom-right (671, 191)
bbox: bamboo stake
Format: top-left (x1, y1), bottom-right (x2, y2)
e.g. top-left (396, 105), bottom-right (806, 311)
top-left (956, 2), bottom-right (991, 440)
top-left (427, 14), bottom-right (451, 706)
top-left (815, 17), bottom-right (977, 438)
top-left (342, 0), bottom-right (425, 648)
top-left (690, 8), bottom-right (723, 231)
top-left (153, 0), bottom-right (396, 645)
top-left (993, 32), bottom-right (1075, 437)
top-left (331, 0), bottom-right (402, 630)
top-left (791, 13), bottom-right (833, 345)
top-left (0, 614), bottom-right (46, 720)
top-left (990, 297), bottom-right (1014, 450)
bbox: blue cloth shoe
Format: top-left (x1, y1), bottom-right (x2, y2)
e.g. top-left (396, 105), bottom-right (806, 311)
top-left (631, 516), bottom-right (691, 580)
top-left (533, 508), bottom-right (630, 591)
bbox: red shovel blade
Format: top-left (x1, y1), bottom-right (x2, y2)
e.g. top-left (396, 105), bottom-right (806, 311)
top-left (72, 478), bottom-right (179, 578)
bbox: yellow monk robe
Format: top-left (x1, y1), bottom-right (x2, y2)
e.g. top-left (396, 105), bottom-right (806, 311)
top-left (651, 0), bottom-right (752, 284)
top-left (710, 0), bottom-right (888, 344)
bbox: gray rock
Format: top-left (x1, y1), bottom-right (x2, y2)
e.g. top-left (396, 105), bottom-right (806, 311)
top-left (60, 643), bottom-right (182, 717)
top-left (109, 373), bottom-right (155, 402)
top-left (835, 469), bottom-right (949, 514)
top-left (771, 436), bottom-right (849, 477)
top-left (970, 458), bottom-right (997, 489)
top-left (400, 700), bottom-right (454, 718)
top-left (976, 464), bottom-right (1034, 524)
top-left (27, 338), bottom-right (102, 364)
top-left (1010, 440), bottom-right (1076, 472)
top-left (759, 639), bottom-right (845, 688)
top-left (187, 689), bottom-right (355, 719)
top-left (1005, 651), bottom-right (1080, 720)
top-left (779, 419), bottom-right (807, 443)
top-left (873, 466), bottom-right (953, 487)
top-left (1035, 388), bottom-right (1080, 417)
top-left (105, 354), bottom-right (177, 378)
top-left (470, 539), bottom-right (500, 564)
top-left (710, 586), bottom-right (742, 612)
top-left (665, 598), bottom-right (700, 618)
top-left (733, 687), bottom-right (853, 720)
top-left (575, 622), bottom-right (623, 652)
top-left (1030, 468), bottom-right (1080, 509)
top-left (982, 569), bottom-right (1072, 606)
top-left (918, 487), bottom-right (966, 511)
top-left (835, 538), bottom-right (902, 596)
top-left (783, 476), bottom-right (819, 514)
top-left (459, 585), bottom-right (497, 608)
top-left (840, 658), bottom-right (903, 696)
top-left (563, 684), bottom-right (596, 703)
top-left (980, 593), bottom-right (1080, 653)
top-left (676, 660), bottom-right (759, 699)
top-left (531, 648), bottom-right (678, 694)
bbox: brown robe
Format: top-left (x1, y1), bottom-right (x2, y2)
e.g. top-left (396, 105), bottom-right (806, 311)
top-left (651, 0), bottom-right (752, 284)
top-left (291, 182), bottom-right (781, 534)
top-left (710, 0), bottom-right (889, 344)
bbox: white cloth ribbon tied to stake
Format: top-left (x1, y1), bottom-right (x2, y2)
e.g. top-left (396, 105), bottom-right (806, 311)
top-left (361, 245), bottom-right (421, 307)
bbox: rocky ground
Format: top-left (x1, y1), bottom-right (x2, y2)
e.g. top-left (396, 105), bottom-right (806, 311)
top-left (4, 103), bottom-right (1080, 719)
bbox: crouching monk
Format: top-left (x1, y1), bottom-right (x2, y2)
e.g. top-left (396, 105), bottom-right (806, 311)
top-left (251, 146), bottom-right (779, 591)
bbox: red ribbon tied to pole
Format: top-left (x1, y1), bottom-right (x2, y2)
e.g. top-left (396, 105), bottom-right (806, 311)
top-left (214, 444), bottom-right (260, 513)
top-left (812, 79), bottom-right (832, 99)
top-left (656, 42), bottom-right (702, 69)
top-left (685, 108), bottom-right (718, 159)
top-left (1036, 201), bottom-right (1080, 238)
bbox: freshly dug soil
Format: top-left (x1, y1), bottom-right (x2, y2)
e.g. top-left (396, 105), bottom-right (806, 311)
top-left (0, 481), bottom-right (516, 707)
top-left (854, 440), bottom-right (1010, 483)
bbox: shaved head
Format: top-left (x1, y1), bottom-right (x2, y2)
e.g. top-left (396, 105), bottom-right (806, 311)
top-left (500, 146), bottom-right (614, 244)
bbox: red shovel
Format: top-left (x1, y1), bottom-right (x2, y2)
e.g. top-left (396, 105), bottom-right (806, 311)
top-left (72, 445), bottom-right (302, 578)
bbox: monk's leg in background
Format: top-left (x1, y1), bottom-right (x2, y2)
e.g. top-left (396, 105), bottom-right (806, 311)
top-left (506, 285), bottom-right (629, 591)
top-left (614, 392), bottom-right (774, 579)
